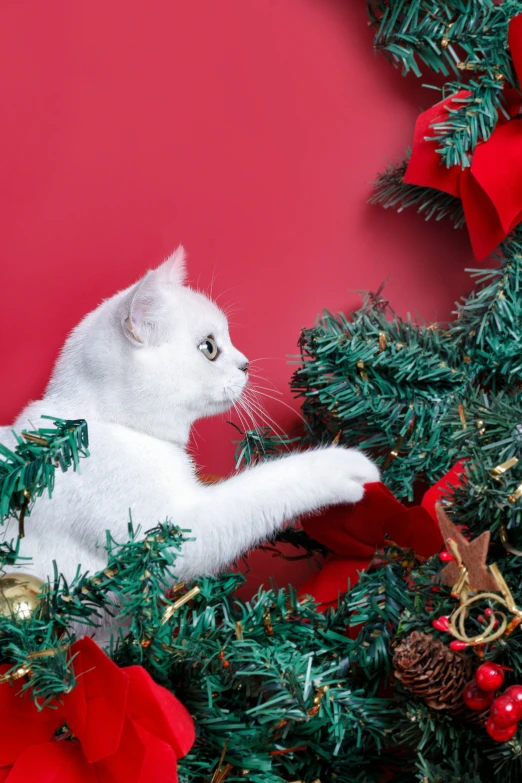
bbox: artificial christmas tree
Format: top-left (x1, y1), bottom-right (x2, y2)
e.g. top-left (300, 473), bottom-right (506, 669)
top-left (5, 3), bottom-right (522, 782)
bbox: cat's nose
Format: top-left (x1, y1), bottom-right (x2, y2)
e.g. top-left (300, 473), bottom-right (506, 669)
top-left (239, 361), bottom-right (249, 374)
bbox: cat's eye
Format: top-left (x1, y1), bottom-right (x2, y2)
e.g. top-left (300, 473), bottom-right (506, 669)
top-left (199, 336), bottom-right (219, 361)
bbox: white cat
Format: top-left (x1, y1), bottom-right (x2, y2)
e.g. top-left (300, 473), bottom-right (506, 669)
top-left (1, 247), bottom-right (379, 584)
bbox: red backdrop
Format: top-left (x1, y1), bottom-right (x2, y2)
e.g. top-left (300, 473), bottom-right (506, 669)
top-left (0, 0), bottom-right (473, 591)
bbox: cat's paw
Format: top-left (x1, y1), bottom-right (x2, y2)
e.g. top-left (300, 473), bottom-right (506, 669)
top-left (337, 446), bottom-right (380, 486)
top-left (313, 446), bottom-right (379, 504)
top-left (335, 479), bottom-right (366, 504)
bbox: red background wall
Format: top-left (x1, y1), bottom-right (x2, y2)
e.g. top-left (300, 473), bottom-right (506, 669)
top-left (0, 0), bottom-right (474, 590)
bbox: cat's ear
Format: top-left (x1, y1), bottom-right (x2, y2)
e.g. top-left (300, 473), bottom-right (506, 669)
top-left (155, 245), bottom-right (187, 287)
top-left (122, 246), bottom-right (187, 346)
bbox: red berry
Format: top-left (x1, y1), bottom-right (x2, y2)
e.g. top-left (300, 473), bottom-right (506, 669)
top-left (505, 686), bottom-right (522, 706)
top-left (440, 550), bottom-right (456, 562)
top-left (486, 717), bottom-right (518, 742)
top-left (432, 616), bottom-right (450, 632)
top-left (491, 695), bottom-right (522, 728)
top-left (450, 640), bottom-right (468, 651)
top-left (463, 680), bottom-right (494, 712)
top-left (476, 663), bottom-right (505, 692)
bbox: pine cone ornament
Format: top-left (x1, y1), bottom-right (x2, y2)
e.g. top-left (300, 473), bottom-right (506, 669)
top-left (393, 631), bottom-right (472, 714)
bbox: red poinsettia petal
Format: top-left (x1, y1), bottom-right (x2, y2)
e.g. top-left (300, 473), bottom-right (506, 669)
top-left (137, 727), bottom-right (179, 783)
top-left (125, 666), bottom-right (195, 759)
top-left (4, 741), bottom-right (96, 783)
top-left (298, 554), bottom-right (372, 607)
top-left (0, 768), bottom-right (10, 782)
top-left (509, 13), bottom-right (522, 88)
top-left (302, 483), bottom-right (442, 560)
top-left (459, 168), bottom-right (506, 260)
top-left (302, 501), bottom-right (384, 558)
top-left (0, 666), bottom-right (64, 766)
top-left (470, 119), bottom-right (522, 240)
top-left (94, 715), bottom-right (146, 783)
top-left (403, 91), bottom-right (471, 197)
top-left (298, 483), bottom-right (443, 606)
top-left (64, 637), bottom-right (128, 764)
top-left (422, 460), bottom-right (467, 520)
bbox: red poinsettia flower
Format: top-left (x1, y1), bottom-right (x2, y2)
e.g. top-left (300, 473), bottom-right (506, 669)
top-left (0, 636), bottom-right (195, 782)
top-left (298, 482), bottom-right (443, 609)
top-left (404, 13), bottom-right (522, 260)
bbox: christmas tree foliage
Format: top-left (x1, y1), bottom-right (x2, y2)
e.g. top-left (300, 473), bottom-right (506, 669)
top-left (0, 417), bottom-right (89, 536)
top-left (0, 420), bottom-right (398, 782)
top-left (368, 0), bottom-right (522, 252)
top-left (369, 157), bottom-right (465, 229)
top-left (367, 0), bottom-right (520, 168)
top-left (290, 287), bottom-right (470, 500)
top-left (286, 227), bottom-right (522, 500)
top-left (451, 230), bottom-right (522, 389)
top-left (4, 3), bottom-right (522, 783)
top-left (449, 389), bottom-right (522, 545)
top-left (232, 418), bottom-right (522, 781)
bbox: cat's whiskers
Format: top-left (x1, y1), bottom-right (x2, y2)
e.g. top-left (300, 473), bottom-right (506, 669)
top-left (247, 383), bottom-right (307, 429)
top-left (226, 383), bottom-right (274, 453)
top-left (245, 377), bottom-right (284, 396)
top-left (207, 265), bottom-right (219, 300)
top-left (239, 388), bottom-right (292, 449)
top-left (213, 286), bottom-right (240, 308)
top-left (221, 306), bottom-right (243, 323)
top-left (233, 398), bottom-right (268, 458)
top-left (231, 400), bottom-right (250, 437)
top-left (225, 384), bottom-right (261, 441)
top-left (247, 366), bottom-right (294, 398)
top-left (229, 395), bottom-right (267, 459)
top-left (248, 358), bottom-right (288, 365)
top-left (227, 368), bottom-right (303, 447)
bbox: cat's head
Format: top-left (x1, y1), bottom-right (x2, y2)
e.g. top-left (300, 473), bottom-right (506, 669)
top-left (50, 247), bottom-right (249, 443)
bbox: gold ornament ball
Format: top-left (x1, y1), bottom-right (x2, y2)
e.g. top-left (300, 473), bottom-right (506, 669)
top-left (0, 573), bottom-right (45, 620)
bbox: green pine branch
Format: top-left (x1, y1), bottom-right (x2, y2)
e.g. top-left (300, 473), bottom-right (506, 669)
top-left (450, 228), bottom-right (522, 389)
top-left (0, 520), bottom-right (190, 703)
top-left (445, 389), bottom-right (522, 549)
top-left (171, 580), bottom-right (395, 783)
top-left (370, 157), bottom-right (465, 228)
top-left (0, 417), bottom-right (89, 539)
top-left (289, 293), bottom-right (472, 499)
top-left (367, 0), bottom-right (499, 79)
top-left (368, 0), bottom-right (521, 167)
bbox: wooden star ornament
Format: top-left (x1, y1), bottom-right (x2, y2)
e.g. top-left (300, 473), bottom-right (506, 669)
top-left (436, 503), bottom-right (499, 593)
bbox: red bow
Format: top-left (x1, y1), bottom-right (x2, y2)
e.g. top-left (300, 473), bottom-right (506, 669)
top-left (0, 637), bottom-right (194, 782)
top-left (298, 482), bottom-right (443, 608)
top-left (404, 13), bottom-right (522, 260)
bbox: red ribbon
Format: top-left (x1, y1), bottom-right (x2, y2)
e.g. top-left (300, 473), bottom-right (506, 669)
top-left (298, 482), bottom-right (443, 608)
top-left (403, 13), bottom-right (522, 260)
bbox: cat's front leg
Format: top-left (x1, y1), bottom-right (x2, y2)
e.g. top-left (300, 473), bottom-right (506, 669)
top-left (174, 446), bottom-right (379, 580)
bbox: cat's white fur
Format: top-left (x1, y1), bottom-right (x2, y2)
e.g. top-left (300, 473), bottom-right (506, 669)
top-left (1, 247), bottom-right (379, 584)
